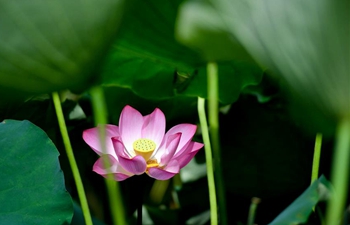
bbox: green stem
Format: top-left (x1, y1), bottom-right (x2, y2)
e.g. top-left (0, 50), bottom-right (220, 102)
top-left (325, 117), bottom-right (350, 224)
top-left (207, 62), bottom-right (227, 225)
top-left (173, 173), bottom-right (183, 191)
top-left (198, 97), bottom-right (218, 225)
top-left (90, 86), bottom-right (127, 225)
top-left (311, 133), bottom-right (323, 184)
top-left (247, 197), bottom-right (261, 225)
top-left (149, 179), bottom-right (170, 205)
top-left (52, 92), bottom-right (93, 225)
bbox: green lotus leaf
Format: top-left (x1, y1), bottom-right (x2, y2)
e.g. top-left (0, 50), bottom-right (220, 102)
top-left (269, 175), bottom-right (331, 225)
top-left (0, 0), bottom-right (125, 99)
top-left (101, 0), bottom-right (262, 104)
top-left (0, 120), bottom-right (73, 225)
top-left (207, 0), bottom-right (349, 120)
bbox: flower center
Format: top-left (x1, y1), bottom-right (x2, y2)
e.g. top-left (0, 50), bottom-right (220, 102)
top-left (146, 159), bottom-right (159, 169)
top-left (133, 138), bottom-right (156, 161)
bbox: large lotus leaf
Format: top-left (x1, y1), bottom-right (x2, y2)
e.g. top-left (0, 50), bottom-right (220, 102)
top-left (0, 0), bottom-right (125, 99)
top-left (101, 0), bottom-right (262, 104)
top-left (175, 0), bottom-right (255, 63)
top-left (269, 175), bottom-right (331, 225)
top-left (0, 120), bottom-right (73, 225)
top-left (197, 0), bottom-right (349, 120)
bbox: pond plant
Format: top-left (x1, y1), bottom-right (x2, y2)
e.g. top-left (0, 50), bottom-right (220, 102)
top-left (0, 0), bottom-right (348, 225)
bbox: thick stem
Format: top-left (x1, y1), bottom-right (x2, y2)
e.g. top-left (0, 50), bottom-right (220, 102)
top-left (52, 92), bottom-right (93, 225)
top-left (149, 179), bottom-right (170, 205)
top-left (90, 86), bottom-right (127, 225)
top-left (207, 62), bottom-right (227, 225)
top-left (198, 97), bottom-right (218, 225)
top-left (325, 117), bottom-right (350, 224)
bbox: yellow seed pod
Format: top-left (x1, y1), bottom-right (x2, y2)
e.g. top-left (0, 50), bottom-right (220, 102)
top-left (133, 139), bottom-right (156, 161)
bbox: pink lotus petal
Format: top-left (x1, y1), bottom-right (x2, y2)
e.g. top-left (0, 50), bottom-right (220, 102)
top-left (119, 105), bottom-right (143, 152)
top-left (92, 154), bottom-right (130, 175)
top-left (148, 159), bottom-right (180, 180)
top-left (82, 125), bottom-right (119, 156)
top-left (142, 108), bottom-right (166, 148)
top-left (118, 155), bottom-right (147, 175)
top-left (108, 173), bottom-right (131, 181)
top-left (92, 155), bottom-right (133, 181)
top-left (112, 137), bottom-right (131, 158)
top-left (159, 133), bottom-right (181, 166)
top-left (112, 137), bottom-right (146, 174)
top-left (162, 124), bottom-right (197, 157)
top-left (174, 142), bottom-right (203, 168)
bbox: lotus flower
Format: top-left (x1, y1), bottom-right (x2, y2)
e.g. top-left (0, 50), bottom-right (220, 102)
top-left (83, 105), bottom-right (204, 181)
